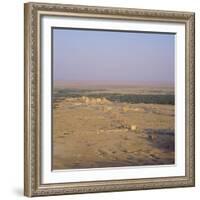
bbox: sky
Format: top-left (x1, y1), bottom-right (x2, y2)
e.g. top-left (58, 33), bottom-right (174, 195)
top-left (53, 28), bottom-right (175, 85)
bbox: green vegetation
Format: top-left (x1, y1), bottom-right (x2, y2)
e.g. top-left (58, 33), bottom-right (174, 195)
top-left (54, 88), bottom-right (175, 105)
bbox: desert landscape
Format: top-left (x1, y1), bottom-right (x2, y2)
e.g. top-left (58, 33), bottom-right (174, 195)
top-left (52, 84), bottom-right (175, 169)
top-left (52, 28), bottom-right (175, 170)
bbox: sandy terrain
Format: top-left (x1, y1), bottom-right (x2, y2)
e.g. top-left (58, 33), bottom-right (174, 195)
top-left (53, 96), bottom-right (174, 170)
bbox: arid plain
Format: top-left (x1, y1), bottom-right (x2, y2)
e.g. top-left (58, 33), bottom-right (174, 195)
top-left (53, 83), bottom-right (175, 170)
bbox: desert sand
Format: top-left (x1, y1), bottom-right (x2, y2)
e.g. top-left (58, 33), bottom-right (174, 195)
top-left (53, 93), bottom-right (174, 170)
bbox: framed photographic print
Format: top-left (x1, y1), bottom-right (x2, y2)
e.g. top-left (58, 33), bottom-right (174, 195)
top-left (24, 2), bottom-right (195, 197)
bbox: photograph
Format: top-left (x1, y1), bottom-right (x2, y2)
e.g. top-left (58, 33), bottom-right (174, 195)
top-left (52, 28), bottom-right (175, 170)
top-left (24, 2), bottom-right (195, 196)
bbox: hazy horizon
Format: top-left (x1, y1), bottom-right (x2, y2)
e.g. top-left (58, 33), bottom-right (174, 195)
top-left (54, 79), bottom-right (174, 86)
top-left (54, 80), bottom-right (174, 91)
top-left (53, 28), bottom-right (175, 86)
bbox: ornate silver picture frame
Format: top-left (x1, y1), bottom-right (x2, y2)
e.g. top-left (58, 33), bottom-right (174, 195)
top-left (24, 2), bottom-right (195, 197)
